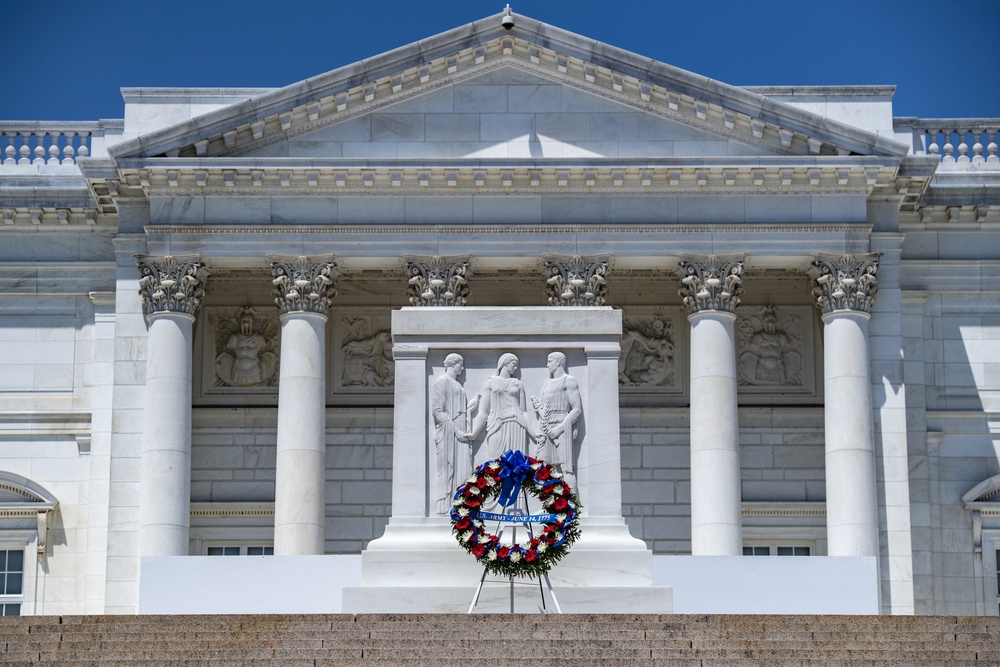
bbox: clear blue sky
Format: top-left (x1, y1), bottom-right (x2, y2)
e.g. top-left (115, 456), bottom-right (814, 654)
top-left (2, 0), bottom-right (997, 121)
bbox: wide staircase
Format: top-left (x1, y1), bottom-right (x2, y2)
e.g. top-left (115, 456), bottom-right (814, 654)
top-left (0, 614), bottom-right (996, 666)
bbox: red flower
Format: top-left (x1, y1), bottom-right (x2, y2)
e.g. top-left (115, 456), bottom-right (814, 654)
top-left (536, 468), bottom-right (551, 481)
top-left (561, 485), bottom-right (572, 497)
top-left (530, 538), bottom-right (540, 548)
top-left (455, 516), bottom-right (472, 531)
top-left (547, 536), bottom-right (556, 545)
top-left (476, 477), bottom-right (489, 489)
top-left (471, 544), bottom-right (487, 557)
top-left (497, 546), bottom-right (511, 560)
top-left (525, 550), bottom-right (537, 562)
top-left (543, 525), bottom-right (555, 533)
top-left (465, 498), bottom-right (480, 508)
top-left (553, 497), bottom-right (568, 511)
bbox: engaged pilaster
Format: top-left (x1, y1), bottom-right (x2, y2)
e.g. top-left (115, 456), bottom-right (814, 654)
top-left (269, 254), bottom-right (338, 555)
top-left (678, 254), bottom-right (744, 556)
top-left (135, 254), bottom-right (207, 557)
top-left (811, 253), bottom-right (880, 558)
top-left (404, 255), bottom-right (470, 306)
top-left (544, 255), bottom-right (609, 306)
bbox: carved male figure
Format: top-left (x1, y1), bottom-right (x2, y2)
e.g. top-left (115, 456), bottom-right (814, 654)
top-left (532, 352), bottom-right (582, 483)
top-left (431, 354), bottom-right (476, 515)
top-left (468, 353), bottom-right (532, 459)
top-left (215, 307), bottom-right (278, 387)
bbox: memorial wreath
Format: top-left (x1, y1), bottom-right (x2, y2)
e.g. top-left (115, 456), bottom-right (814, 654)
top-left (450, 449), bottom-right (581, 579)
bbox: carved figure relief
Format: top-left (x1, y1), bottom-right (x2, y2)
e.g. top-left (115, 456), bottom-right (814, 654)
top-left (619, 314), bottom-right (675, 387)
top-left (431, 353), bottom-right (477, 515)
top-left (736, 306), bottom-right (803, 387)
top-left (214, 307), bottom-right (280, 387)
top-left (341, 316), bottom-right (394, 387)
top-left (531, 352), bottom-right (582, 485)
top-left (467, 353), bottom-right (533, 459)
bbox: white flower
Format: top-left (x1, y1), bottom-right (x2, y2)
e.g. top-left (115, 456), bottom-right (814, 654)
top-left (467, 476), bottom-right (479, 484)
top-left (510, 551), bottom-right (521, 562)
top-left (531, 463), bottom-right (541, 470)
top-left (487, 551), bottom-right (497, 561)
top-left (553, 485), bottom-right (564, 495)
top-left (468, 486), bottom-right (480, 496)
top-left (457, 507), bottom-right (469, 517)
top-left (461, 530), bottom-right (474, 543)
top-left (488, 462), bottom-right (500, 470)
top-left (453, 498), bottom-right (463, 506)
top-left (557, 513), bottom-right (567, 522)
top-left (537, 542), bottom-right (547, 553)
top-left (550, 470), bottom-right (562, 479)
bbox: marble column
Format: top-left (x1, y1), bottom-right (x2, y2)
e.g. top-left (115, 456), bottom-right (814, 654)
top-left (810, 253), bottom-right (880, 558)
top-left (678, 254), bottom-right (745, 556)
top-left (269, 255), bottom-right (338, 555)
top-left (135, 255), bottom-right (207, 557)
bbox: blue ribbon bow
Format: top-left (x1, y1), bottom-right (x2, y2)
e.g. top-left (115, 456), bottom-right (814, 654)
top-left (497, 449), bottom-right (532, 507)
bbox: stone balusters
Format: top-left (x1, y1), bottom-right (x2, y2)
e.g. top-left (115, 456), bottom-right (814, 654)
top-left (135, 255), bottom-right (208, 557)
top-left (404, 256), bottom-right (470, 306)
top-left (268, 255), bottom-right (338, 555)
top-left (544, 255), bottom-right (609, 305)
top-left (677, 254), bottom-right (745, 556)
top-left (0, 128), bottom-right (92, 166)
top-left (810, 253), bottom-right (880, 558)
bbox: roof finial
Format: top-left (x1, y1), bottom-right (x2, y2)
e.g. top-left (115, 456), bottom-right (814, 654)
top-left (501, 4), bottom-right (514, 30)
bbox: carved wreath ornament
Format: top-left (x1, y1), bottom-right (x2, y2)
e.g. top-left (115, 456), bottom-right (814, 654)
top-left (451, 450), bottom-right (581, 579)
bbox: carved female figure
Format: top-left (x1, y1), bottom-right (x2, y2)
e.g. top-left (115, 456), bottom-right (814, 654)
top-left (468, 353), bottom-right (533, 458)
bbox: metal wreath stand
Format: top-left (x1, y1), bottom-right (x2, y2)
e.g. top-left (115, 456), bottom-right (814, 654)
top-left (467, 486), bottom-right (563, 614)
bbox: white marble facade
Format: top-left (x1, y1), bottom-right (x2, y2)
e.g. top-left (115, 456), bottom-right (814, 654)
top-left (0, 9), bottom-right (998, 615)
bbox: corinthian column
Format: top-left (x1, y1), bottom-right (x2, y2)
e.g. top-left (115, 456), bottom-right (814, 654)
top-left (678, 254), bottom-right (744, 555)
top-left (810, 253), bottom-right (880, 557)
top-left (136, 255), bottom-right (207, 557)
top-left (269, 255), bottom-right (337, 555)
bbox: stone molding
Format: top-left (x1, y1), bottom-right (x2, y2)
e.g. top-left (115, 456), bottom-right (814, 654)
top-left (135, 254), bottom-right (207, 318)
top-left (268, 254), bottom-right (338, 314)
top-left (677, 254), bottom-right (745, 314)
top-left (809, 253), bottom-right (880, 314)
top-left (544, 255), bottom-right (609, 306)
top-left (404, 255), bottom-right (470, 306)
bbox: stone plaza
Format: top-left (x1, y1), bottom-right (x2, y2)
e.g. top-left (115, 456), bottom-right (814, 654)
top-left (0, 9), bottom-right (998, 615)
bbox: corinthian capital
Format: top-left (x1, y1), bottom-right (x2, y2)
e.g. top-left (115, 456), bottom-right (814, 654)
top-left (809, 253), bottom-right (880, 314)
top-left (544, 255), bottom-right (608, 306)
top-left (268, 255), bottom-right (338, 314)
top-left (135, 255), bottom-right (207, 318)
top-left (677, 254), bottom-right (744, 314)
top-left (404, 255), bottom-right (470, 306)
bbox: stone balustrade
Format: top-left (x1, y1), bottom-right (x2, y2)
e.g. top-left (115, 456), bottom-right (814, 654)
top-left (0, 121), bottom-right (121, 166)
top-left (895, 117), bottom-right (1000, 167)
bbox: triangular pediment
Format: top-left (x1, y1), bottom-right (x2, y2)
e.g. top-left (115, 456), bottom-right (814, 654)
top-left (109, 12), bottom-right (907, 165)
top-left (239, 64), bottom-right (768, 160)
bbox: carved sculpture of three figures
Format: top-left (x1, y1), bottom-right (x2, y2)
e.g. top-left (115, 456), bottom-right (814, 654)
top-left (432, 352), bottom-right (582, 515)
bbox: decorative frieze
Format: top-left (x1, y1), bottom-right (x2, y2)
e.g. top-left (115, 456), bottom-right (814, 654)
top-left (340, 315), bottom-right (394, 388)
top-left (404, 255), bottom-right (470, 306)
top-left (213, 307), bottom-right (280, 388)
top-left (544, 255), bottom-right (608, 306)
top-left (677, 254), bottom-right (745, 314)
top-left (620, 312), bottom-right (676, 388)
top-left (809, 253), bottom-right (880, 314)
top-left (268, 255), bottom-right (338, 314)
top-left (736, 306), bottom-right (803, 387)
top-left (135, 254), bottom-right (207, 318)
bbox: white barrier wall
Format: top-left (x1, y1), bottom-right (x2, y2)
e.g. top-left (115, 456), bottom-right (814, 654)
top-left (140, 554), bottom-right (877, 614)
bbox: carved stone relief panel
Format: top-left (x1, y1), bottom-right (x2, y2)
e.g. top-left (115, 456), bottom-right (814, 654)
top-left (199, 306), bottom-right (281, 397)
top-left (735, 305), bottom-right (818, 396)
top-left (331, 308), bottom-right (394, 400)
top-left (618, 307), bottom-right (684, 395)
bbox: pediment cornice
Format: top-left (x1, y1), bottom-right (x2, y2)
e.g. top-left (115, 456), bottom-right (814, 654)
top-left (108, 12), bottom-right (907, 164)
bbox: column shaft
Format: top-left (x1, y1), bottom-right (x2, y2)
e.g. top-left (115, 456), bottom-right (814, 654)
top-left (689, 311), bottom-right (742, 555)
top-left (274, 312), bottom-right (328, 555)
top-left (138, 313), bottom-right (195, 556)
top-left (823, 311), bottom-right (879, 557)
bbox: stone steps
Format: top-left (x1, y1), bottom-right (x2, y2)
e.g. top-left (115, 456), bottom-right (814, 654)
top-left (0, 614), bottom-right (997, 665)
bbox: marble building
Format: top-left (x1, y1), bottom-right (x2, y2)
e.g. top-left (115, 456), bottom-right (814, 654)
top-left (0, 10), bottom-right (998, 615)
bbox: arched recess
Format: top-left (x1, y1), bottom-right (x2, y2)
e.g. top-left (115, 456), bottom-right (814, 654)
top-left (0, 471), bottom-right (58, 555)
